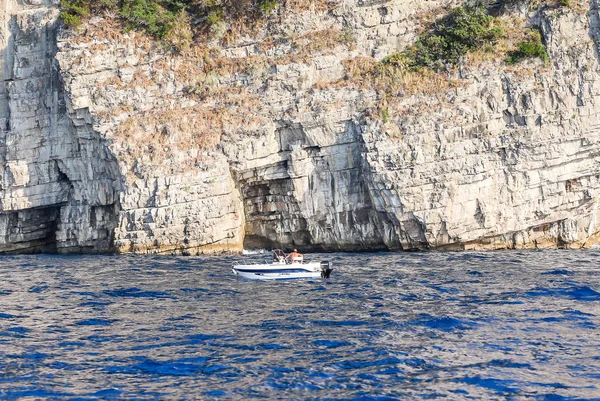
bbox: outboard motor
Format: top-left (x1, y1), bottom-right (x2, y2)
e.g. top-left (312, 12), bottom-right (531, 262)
top-left (320, 261), bottom-right (333, 279)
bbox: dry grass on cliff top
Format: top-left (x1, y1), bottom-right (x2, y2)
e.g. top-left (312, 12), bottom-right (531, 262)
top-left (341, 57), bottom-right (462, 97)
top-left (66, 0), bottom-right (337, 47)
top-left (114, 102), bottom-right (257, 177)
top-left (286, 0), bottom-right (336, 12)
top-left (211, 0), bottom-right (337, 43)
top-left (201, 28), bottom-right (349, 79)
top-left (334, 11), bottom-right (551, 104)
top-left (117, 106), bottom-right (222, 151)
top-left (92, 42), bottom-right (268, 176)
top-left (80, 13), bottom-right (349, 83)
top-left (84, 18), bottom-right (352, 160)
top-left (114, 84), bottom-right (262, 132)
top-left (464, 14), bottom-right (539, 71)
top-left (111, 72), bottom-right (262, 135)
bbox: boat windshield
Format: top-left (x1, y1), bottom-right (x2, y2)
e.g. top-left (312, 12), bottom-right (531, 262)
top-left (272, 249), bottom-right (287, 263)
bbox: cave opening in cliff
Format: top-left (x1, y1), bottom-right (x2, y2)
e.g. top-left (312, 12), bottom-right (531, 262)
top-left (241, 178), bottom-right (312, 250)
top-left (0, 207), bottom-right (61, 254)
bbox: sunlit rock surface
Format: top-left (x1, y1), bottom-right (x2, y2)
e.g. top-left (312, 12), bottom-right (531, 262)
top-left (0, 0), bottom-right (599, 253)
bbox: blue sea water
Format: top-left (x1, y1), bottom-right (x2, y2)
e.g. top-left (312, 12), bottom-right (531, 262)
top-left (0, 250), bottom-right (599, 400)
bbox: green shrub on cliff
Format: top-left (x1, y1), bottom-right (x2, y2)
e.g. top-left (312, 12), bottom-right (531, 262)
top-left (400, 5), bottom-right (505, 70)
top-left (195, 0), bottom-right (278, 30)
top-left (258, 0), bottom-right (277, 14)
top-left (60, 0), bottom-right (187, 37)
top-left (506, 29), bottom-right (549, 64)
top-left (60, 0), bottom-right (278, 38)
top-left (60, 0), bottom-right (90, 27)
top-left (120, 0), bottom-right (187, 38)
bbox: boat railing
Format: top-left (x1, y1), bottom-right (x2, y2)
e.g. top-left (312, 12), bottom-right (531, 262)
top-left (235, 250), bottom-right (308, 267)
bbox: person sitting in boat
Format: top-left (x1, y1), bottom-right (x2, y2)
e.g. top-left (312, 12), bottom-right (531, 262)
top-left (286, 249), bottom-right (303, 264)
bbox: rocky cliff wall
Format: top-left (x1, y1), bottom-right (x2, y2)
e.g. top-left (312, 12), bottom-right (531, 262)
top-left (0, 0), bottom-right (599, 253)
top-left (0, 0), bottom-right (120, 253)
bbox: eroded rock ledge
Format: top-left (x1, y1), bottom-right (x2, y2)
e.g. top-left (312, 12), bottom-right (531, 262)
top-left (0, 0), bottom-right (599, 254)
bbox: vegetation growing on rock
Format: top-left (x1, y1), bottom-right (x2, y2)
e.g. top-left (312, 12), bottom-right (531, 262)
top-left (60, 0), bottom-right (188, 37)
top-left (399, 5), bottom-right (505, 70)
top-left (506, 29), bottom-right (550, 64)
top-left (60, 0), bottom-right (279, 38)
top-left (493, 0), bottom-right (571, 10)
top-left (377, 4), bottom-right (550, 72)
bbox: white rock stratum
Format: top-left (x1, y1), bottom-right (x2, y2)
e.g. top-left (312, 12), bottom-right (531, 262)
top-left (0, 0), bottom-right (599, 253)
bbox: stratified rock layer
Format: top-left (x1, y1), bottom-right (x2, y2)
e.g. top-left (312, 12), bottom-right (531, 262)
top-left (0, 0), bottom-right (599, 253)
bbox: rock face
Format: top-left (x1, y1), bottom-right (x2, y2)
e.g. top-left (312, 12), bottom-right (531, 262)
top-left (0, 0), bottom-right (120, 253)
top-left (0, 0), bottom-right (600, 253)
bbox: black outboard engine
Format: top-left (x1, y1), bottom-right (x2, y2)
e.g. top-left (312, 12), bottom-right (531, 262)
top-left (320, 261), bottom-right (333, 279)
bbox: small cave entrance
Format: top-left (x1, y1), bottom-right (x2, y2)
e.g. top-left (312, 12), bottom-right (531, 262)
top-left (0, 206), bottom-right (62, 254)
top-left (240, 177), bottom-right (312, 250)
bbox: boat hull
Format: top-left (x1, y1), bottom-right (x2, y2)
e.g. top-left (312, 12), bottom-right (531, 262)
top-left (232, 262), bottom-right (324, 281)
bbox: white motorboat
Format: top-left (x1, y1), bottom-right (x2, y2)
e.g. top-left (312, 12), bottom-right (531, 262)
top-left (232, 250), bottom-right (333, 281)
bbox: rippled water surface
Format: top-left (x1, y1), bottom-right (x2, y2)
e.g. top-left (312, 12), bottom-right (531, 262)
top-left (1, 251), bottom-right (600, 400)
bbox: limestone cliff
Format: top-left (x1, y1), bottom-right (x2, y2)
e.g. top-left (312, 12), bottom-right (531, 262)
top-left (0, 0), bottom-right (599, 253)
